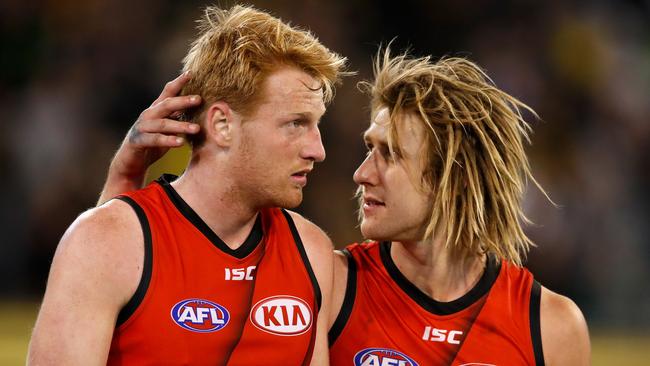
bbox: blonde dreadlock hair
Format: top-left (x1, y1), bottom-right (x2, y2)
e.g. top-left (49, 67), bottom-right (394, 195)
top-left (360, 47), bottom-right (550, 265)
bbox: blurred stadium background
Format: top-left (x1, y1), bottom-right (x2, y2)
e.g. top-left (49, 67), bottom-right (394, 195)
top-left (1, 0), bottom-right (649, 364)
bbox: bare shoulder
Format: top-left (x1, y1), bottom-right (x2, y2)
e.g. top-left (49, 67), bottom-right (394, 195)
top-left (329, 250), bottom-right (350, 328)
top-left (28, 199), bottom-right (145, 364)
top-left (333, 250), bottom-right (350, 291)
top-left (285, 210), bottom-right (334, 298)
top-left (333, 250), bottom-right (350, 275)
top-left (70, 198), bottom-right (140, 239)
top-left (540, 286), bottom-right (591, 366)
top-left (50, 198), bottom-right (144, 305)
top-left (284, 211), bottom-right (334, 365)
top-left (285, 210), bottom-right (334, 254)
top-left (60, 199), bottom-right (142, 261)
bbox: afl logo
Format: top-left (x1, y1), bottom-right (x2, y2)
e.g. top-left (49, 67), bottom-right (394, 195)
top-left (170, 299), bottom-right (229, 333)
top-left (250, 295), bottom-right (313, 336)
top-left (354, 348), bottom-right (419, 366)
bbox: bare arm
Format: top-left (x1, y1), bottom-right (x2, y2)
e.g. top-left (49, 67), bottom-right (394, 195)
top-left (540, 286), bottom-right (591, 365)
top-left (286, 211), bottom-right (335, 366)
top-left (329, 250), bottom-right (349, 329)
top-left (28, 200), bottom-right (143, 365)
top-left (97, 72), bottom-right (202, 205)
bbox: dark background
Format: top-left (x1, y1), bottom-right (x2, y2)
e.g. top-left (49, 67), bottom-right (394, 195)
top-left (1, 0), bottom-right (649, 337)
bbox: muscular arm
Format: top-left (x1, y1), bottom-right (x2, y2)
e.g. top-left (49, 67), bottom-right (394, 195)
top-left (97, 73), bottom-right (201, 205)
top-left (540, 286), bottom-right (591, 365)
top-left (28, 200), bottom-right (143, 365)
top-left (286, 211), bottom-right (335, 366)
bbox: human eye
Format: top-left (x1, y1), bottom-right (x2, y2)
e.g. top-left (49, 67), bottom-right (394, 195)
top-left (284, 119), bottom-right (307, 134)
top-left (288, 120), bottom-right (301, 128)
top-left (379, 145), bottom-right (393, 161)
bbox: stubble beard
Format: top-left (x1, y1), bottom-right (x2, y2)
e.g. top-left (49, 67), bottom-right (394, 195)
top-left (236, 134), bottom-right (304, 210)
top-left (244, 177), bottom-right (304, 210)
top-left (269, 182), bottom-right (303, 209)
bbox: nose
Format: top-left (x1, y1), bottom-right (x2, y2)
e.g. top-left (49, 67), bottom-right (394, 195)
top-left (353, 152), bottom-right (377, 186)
top-left (302, 126), bottom-right (326, 162)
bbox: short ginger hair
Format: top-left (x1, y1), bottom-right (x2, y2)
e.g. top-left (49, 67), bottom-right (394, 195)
top-left (181, 5), bottom-right (347, 145)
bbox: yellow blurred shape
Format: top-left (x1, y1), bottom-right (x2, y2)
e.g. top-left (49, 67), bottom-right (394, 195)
top-left (144, 143), bottom-right (192, 184)
top-left (0, 301), bottom-right (38, 365)
top-left (549, 18), bottom-right (609, 91)
top-left (592, 330), bottom-right (650, 366)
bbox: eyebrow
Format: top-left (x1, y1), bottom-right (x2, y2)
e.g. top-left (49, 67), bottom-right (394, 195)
top-left (289, 112), bottom-right (311, 119)
top-left (288, 112), bottom-right (324, 124)
top-left (362, 131), bottom-right (387, 146)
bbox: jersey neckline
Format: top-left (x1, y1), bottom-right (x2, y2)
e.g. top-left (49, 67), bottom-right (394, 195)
top-left (379, 241), bottom-right (501, 315)
top-left (156, 174), bottom-right (263, 259)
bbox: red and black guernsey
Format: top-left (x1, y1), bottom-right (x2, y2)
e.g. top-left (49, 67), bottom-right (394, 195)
top-left (107, 175), bottom-right (320, 366)
top-left (329, 241), bottom-right (544, 366)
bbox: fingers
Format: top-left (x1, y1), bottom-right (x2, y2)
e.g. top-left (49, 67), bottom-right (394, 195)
top-left (138, 118), bottom-right (200, 135)
top-left (151, 72), bottom-right (192, 106)
top-left (147, 72), bottom-right (202, 121)
top-left (128, 118), bottom-right (200, 143)
top-left (145, 133), bottom-right (186, 147)
top-left (128, 130), bottom-right (187, 148)
top-left (145, 94), bottom-right (202, 119)
top-left (125, 74), bottom-right (202, 151)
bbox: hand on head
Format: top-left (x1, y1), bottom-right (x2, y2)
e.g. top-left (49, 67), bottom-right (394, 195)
top-left (123, 73), bottom-right (201, 165)
top-left (97, 72), bottom-right (203, 204)
top-left (123, 72), bottom-right (203, 170)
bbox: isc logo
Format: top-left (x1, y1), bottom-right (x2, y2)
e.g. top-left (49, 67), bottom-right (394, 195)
top-left (170, 299), bottom-right (229, 333)
top-left (354, 348), bottom-right (419, 366)
top-left (250, 295), bottom-right (312, 336)
top-left (421, 326), bottom-right (463, 344)
top-left (225, 266), bottom-right (256, 280)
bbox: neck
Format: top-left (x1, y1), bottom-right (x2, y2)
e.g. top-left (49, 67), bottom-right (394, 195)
top-left (171, 155), bottom-right (259, 250)
top-left (390, 235), bottom-right (486, 302)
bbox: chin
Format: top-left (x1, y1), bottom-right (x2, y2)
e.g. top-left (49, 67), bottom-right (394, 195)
top-left (272, 192), bottom-right (303, 209)
top-left (360, 222), bottom-right (389, 241)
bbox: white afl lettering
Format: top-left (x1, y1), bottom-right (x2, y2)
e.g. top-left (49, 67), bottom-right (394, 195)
top-left (250, 295), bottom-right (312, 336)
top-left (360, 355), bottom-right (409, 366)
top-left (178, 306), bottom-right (198, 323)
top-left (353, 348), bottom-right (418, 366)
top-left (177, 306), bottom-right (225, 324)
top-left (422, 326), bottom-right (463, 344)
top-left (170, 299), bottom-right (230, 333)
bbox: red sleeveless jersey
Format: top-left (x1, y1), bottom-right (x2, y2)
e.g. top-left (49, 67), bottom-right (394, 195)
top-left (107, 175), bottom-right (320, 365)
top-left (329, 241), bottom-right (544, 366)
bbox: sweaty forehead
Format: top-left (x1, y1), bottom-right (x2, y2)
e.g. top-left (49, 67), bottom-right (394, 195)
top-left (257, 67), bottom-right (325, 116)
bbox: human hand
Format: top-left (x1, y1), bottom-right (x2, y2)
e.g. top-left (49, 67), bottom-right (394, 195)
top-left (97, 72), bottom-right (202, 204)
top-left (116, 72), bottom-right (202, 179)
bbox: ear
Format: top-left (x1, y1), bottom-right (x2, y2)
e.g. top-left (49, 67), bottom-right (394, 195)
top-left (204, 101), bottom-right (239, 147)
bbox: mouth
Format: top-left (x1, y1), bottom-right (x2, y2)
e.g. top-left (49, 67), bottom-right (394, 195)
top-left (362, 195), bottom-right (385, 212)
top-left (290, 169), bottom-right (312, 187)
